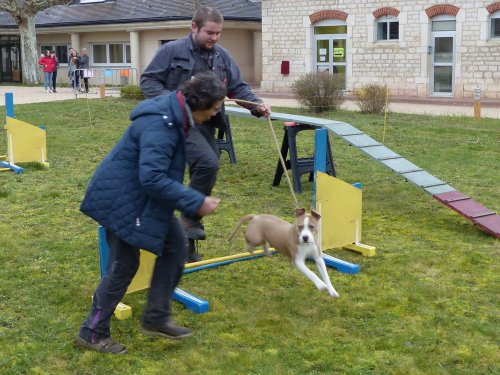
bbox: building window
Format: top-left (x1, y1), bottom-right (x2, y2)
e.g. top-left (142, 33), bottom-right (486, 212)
top-left (314, 25), bottom-right (347, 35)
top-left (91, 43), bottom-right (130, 65)
top-left (432, 20), bottom-right (456, 32)
top-left (376, 16), bottom-right (399, 41)
top-left (491, 11), bottom-right (500, 38)
top-left (40, 45), bottom-right (69, 64)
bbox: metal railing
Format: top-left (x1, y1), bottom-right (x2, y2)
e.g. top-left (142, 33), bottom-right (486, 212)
top-left (72, 68), bottom-right (139, 97)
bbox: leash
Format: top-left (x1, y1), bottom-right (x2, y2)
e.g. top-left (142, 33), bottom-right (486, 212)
top-left (224, 98), bottom-right (300, 208)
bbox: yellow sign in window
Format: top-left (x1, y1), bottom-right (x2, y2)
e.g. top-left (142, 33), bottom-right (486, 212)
top-left (334, 48), bottom-right (345, 57)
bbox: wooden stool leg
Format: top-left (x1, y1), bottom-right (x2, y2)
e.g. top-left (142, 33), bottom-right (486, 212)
top-left (215, 115), bottom-right (237, 164)
top-left (326, 135), bottom-right (336, 177)
top-left (272, 130), bottom-right (289, 186)
top-left (287, 127), bottom-right (302, 193)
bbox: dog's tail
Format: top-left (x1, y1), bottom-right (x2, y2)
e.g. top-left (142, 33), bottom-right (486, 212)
top-left (228, 214), bottom-right (255, 241)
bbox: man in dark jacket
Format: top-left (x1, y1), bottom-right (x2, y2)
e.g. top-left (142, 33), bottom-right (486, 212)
top-left (140, 7), bottom-right (271, 259)
top-left (75, 72), bottom-right (226, 354)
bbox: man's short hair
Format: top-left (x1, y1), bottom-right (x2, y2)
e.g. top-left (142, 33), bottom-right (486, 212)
top-left (192, 7), bottom-right (223, 29)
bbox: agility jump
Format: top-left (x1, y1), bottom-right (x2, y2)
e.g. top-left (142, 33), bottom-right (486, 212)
top-left (96, 124), bottom-right (372, 318)
top-left (1, 93), bottom-right (49, 173)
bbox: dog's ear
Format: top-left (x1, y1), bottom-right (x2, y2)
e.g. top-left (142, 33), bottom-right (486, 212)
top-left (310, 208), bottom-right (321, 220)
top-left (295, 207), bottom-right (306, 217)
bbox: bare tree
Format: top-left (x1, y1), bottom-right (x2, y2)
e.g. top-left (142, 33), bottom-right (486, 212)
top-left (190, 0), bottom-right (199, 12)
top-left (0, 0), bottom-right (70, 84)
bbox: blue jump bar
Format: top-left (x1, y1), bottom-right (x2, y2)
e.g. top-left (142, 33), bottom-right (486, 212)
top-left (173, 288), bottom-right (209, 314)
top-left (323, 254), bottom-right (359, 274)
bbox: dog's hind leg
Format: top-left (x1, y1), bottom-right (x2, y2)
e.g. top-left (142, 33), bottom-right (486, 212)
top-left (245, 243), bottom-right (257, 253)
top-left (312, 252), bottom-right (340, 298)
top-left (293, 253), bottom-right (329, 293)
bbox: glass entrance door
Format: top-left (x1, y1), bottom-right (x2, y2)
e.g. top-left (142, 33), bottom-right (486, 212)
top-left (0, 36), bottom-right (21, 83)
top-left (314, 22), bottom-right (347, 89)
top-left (315, 37), bottom-right (346, 88)
top-left (431, 20), bottom-right (455, 95)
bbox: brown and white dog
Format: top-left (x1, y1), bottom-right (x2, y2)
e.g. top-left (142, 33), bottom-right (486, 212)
top-left (229, 208), bottom-right (339, 298)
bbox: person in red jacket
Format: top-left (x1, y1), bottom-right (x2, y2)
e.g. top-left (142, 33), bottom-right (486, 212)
top-left (38, 50), bottom-right (56, 93)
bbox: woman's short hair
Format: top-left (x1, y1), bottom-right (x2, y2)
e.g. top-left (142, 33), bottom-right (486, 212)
top-left (181, 72), bottom-right (226, 111)
top-left (192, 7), bottom-right (224, 29)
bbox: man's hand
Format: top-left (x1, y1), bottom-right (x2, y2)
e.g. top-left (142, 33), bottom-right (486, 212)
top-left (255, 103), bottom-right (271, 117)
top-left (197, 196), bottom-right (220, 217)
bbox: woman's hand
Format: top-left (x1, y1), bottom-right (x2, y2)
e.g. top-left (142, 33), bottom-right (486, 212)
top-left (197, 196), bottom-right (220, 217)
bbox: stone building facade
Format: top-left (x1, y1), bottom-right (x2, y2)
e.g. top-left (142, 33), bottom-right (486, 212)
top-left (260, 1), bottom-right (500, 99)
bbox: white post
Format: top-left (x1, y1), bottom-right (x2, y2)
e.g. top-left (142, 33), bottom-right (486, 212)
top-left (129, 30), bottom-right (140, 85)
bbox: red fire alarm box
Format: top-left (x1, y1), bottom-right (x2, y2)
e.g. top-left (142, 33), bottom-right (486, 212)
top-left (281, 60), bottom-right (290, 75)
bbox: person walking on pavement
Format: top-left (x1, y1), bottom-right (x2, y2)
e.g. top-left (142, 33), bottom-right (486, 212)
top-left (38, 50), bottom-right (56, 93)
top-left (75, 72), bottom-right (226, 354)
top-left (50, 50), bottom-right (59, 93)
top-left (77, 48), bottom-right (90, 93)
top-left (140, 7), bottom-right (271, 261)
top-left (68, 48), bottom-right (80, 92)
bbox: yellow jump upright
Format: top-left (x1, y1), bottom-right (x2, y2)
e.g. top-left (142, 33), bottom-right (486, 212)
top-left (4, 117), bottom-right (49, 166)
top-left (316, 172), bottom-right (376, 257)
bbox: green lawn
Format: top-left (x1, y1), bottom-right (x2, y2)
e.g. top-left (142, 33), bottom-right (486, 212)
top-left (0, 98), bottom-right (498, 374)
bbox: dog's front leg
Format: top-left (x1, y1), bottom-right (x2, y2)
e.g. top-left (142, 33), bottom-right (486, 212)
top-left (312, 252), bottom-right (340, 298)
top-left (262, 243), bottom-right (272, 255)
top-left (293, 253), bottom-right (328, 293)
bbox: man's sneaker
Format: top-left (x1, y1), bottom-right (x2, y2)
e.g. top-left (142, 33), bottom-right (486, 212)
top-left (186, 250), bottom-right (202, 263)
top-left (186, 238), bottom-right (203, 263)
top-left (74, 336), bottom-right (127, 354)
top-left (181, 217), bottom-right (206, 240)
top-left (141, 320), bottom-right (193, 340)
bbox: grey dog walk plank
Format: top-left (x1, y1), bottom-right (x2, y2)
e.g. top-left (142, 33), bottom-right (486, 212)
top-left (226, 107), bottom-right (448, 192)
top-left (380, 158), bottom-right (422, 174)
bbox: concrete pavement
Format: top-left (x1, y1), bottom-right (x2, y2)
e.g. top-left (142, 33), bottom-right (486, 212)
top-left (1, 85), bottom-right (499, 119)
top-left (254, 90), bottom-right (500, 119)
top-left (0, 85), bottom-right (111, 105)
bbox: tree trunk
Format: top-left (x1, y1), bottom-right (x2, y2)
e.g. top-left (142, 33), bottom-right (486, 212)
top-left (19, 15), bottom-right (40, 84)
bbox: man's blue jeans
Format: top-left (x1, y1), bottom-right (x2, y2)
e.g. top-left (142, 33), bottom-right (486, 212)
top-left (79, 217), bottom-right (187, 343)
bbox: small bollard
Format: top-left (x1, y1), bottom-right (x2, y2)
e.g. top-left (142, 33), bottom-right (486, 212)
top-left (473, 87), bottom-right (481, 121)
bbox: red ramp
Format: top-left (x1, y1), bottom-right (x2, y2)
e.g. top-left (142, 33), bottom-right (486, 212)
top-left (433, 191), bottom-right (500, 238)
